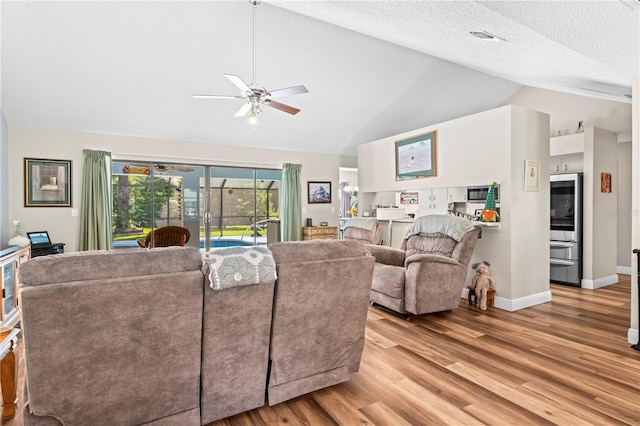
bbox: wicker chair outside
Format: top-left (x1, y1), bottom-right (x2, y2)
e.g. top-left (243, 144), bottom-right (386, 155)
top-left (137, 226), bottom-right (191, 248)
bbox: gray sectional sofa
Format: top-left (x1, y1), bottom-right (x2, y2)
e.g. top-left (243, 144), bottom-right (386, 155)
top-left (17, 240), bottom-right (374, 425)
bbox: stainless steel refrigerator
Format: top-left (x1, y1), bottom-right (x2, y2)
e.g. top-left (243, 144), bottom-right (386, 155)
top-left (550, 173), bottom-right (583, 286)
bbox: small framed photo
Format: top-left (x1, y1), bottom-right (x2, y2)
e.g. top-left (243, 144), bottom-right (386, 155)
top-left (524, 160), bottom-right (540, 192)
top-left (24, 158), bottom-right (72, 207)
top-left (319, 221), bottom-right (328, 226)
top-left (400, 191), bottom-right (419, 204)
top-left (601, 173), bottom-right (612, 193)
top-left (395, 131), bottom-right (436, 180)
top-left (308, 181), bottom-right (331, 204)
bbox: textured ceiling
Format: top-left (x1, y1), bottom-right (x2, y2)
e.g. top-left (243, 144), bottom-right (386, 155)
top-left (273, 0), bottom-right (638, 100)
top-left (1, 1), bottom-right (637, 156)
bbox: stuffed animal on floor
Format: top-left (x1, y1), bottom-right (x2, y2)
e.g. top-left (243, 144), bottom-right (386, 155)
top-left (470, 260), bottom-right (495, 310)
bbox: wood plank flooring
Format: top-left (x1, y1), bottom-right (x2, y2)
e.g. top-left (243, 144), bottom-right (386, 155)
top-left (7, 276), bottom-right (640, 425)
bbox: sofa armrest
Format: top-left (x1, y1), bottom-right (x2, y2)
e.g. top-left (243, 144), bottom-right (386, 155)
top-left (367, 245), bottom-right (405, 267)
top-left (403, 253), bottom-right (468, 315)
top-left (405, 253), bottom-right (461, 267)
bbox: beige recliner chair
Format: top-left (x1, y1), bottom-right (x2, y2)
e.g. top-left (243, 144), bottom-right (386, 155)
top-left (342, 218), bottom-right (382, 245)
top-left (368, 215), bottom-right (482, 316)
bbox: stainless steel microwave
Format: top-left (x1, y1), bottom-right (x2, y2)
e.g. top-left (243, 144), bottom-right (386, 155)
top-left (467, 185), bottom-right (499, 204)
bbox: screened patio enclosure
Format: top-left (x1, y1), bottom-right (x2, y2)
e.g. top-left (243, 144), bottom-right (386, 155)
top-left (112, 161), bottom-right (281, 250)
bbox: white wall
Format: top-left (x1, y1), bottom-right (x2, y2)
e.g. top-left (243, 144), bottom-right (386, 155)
top-left (8, 127), bottom-right (356, 252)
top-left (0, 111), bottom-right (9, 246)
top-left (358, 107), bottom-right (513, 192)
top-left (358, 105), bottom-right (551, 309)
top-left (582, 127), bottom-right (618, 288)
top-left (617, 142), bottom-right (632, 270)
top-left (503, 86), bottom-right (632, 138)
top-left (631, 77), bottom-right (639, 344)
top-left (509, 106), bottom-right (551, 299)
top-left (506, 86), bottom-right (633, 279)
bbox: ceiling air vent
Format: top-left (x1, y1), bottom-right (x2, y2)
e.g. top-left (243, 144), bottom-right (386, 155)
top-left (619, 0), bottom-right (640, 10)
top-left (469, 31), bottom-right (506, 42)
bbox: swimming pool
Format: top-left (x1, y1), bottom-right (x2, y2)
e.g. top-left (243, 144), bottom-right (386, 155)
top-left (208, 239), bottom-right (255, 247)
top-left (112, 237), bottom-right (264, 249)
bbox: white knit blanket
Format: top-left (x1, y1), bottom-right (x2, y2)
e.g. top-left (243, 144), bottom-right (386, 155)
top-left (203, 246), bottom-right (276, 290)
top-left (404, 215), bottom-right (476, 242)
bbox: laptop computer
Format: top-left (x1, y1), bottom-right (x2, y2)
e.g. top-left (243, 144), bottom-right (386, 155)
top-left (27, 231), bottom-right (52, 248)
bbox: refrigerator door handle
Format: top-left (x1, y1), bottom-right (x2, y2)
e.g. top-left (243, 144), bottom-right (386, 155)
top-left (550, 259), bottom-right (575, 266)
top-left (550, 241), bottom-right (577, 248)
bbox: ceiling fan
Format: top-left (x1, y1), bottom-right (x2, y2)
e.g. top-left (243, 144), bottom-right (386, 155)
top-left (192, 0), bottom-right (308, 125)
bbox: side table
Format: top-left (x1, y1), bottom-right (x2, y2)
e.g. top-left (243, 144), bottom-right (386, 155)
top-left (0, 328), bottom-right (20, 420)
top-left (302, 226), bottom-right (338, 240)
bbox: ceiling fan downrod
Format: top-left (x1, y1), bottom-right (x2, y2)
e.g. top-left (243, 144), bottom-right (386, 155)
top-left (251, 0), bottom-right (260, 86)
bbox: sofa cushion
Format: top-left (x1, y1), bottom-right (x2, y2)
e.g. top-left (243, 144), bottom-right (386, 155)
top-left (267, 239), bottom-right (375, 405)
top-left (200, 272), bottom-right (275, 423)
top-left (19, 248), bottom-right (204, 426)
top-left (19, 246), bottom-right (202, 286)
top-left (269, 239), bottom-right (370, 263)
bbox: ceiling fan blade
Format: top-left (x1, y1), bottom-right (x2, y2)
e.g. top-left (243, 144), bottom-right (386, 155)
top-left (234, 102), bottom-right (252, 117)
top-left (225, 74), bottom-right (251, 93)
top-left (269, 85), bottom-right (309, 99)
top-left (265, 99), bottom-right (301, 115)
top-left (192, 94), bottom-right (245, 99)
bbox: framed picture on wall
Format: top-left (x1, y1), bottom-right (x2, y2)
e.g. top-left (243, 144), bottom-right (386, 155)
top-left (308, 181), bottom-right (331, 204)
top-left (601, 172), bottom-right (612, 193)
top-left (395, 131), bottom-right (437, 180)
top-left (400, 191), bottom-right (419, 204)
top-left (24, 158), bottom-right (72, 207)
top-left (524, 160), bottom-right (540, 192)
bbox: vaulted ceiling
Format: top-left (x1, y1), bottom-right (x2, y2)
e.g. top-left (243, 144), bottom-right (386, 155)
top-left (1, 1), bottom-right (637, 156)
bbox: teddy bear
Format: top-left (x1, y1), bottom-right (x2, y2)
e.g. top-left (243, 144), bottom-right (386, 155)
top-left (470, 260), bottom-right (495, 310)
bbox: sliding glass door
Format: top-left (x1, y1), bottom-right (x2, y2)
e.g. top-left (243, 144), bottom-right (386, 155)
top-left (111, 160), bottom-right (280, 250)
top-left (204, 167), bottom-right (280, 250)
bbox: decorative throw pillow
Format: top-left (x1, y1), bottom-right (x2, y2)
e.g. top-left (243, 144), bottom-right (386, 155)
top-left (203, 246), bottom-right (277, 290)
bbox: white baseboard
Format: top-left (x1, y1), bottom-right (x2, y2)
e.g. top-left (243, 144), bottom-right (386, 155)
top-left (628, 328), bottom-right (639, 345)
top-left (617, 266), bottom-right (632, 275)
top-left (461, 288), bottom-right (552, 312)
top-left (497, 291), bottom-right (552, 312)
top-left (581, 274), bottom-right (618, 290)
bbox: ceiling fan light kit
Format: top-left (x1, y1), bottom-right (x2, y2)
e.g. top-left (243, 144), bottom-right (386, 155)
top-left (193, 0), bottom-right (308, 126)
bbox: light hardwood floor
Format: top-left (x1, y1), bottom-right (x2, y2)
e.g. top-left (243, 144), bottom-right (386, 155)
top-left (7, 277), bottom-right (640, 425)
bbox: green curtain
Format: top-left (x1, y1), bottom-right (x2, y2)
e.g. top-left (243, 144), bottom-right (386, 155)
top-left (79, 150), bottom-right (112, 250)
top-left (282, 163), bottom-right (302, 241)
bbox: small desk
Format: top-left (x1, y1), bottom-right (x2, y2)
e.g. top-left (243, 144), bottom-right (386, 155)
top-left (0, 328), bottom-right (19, 419)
